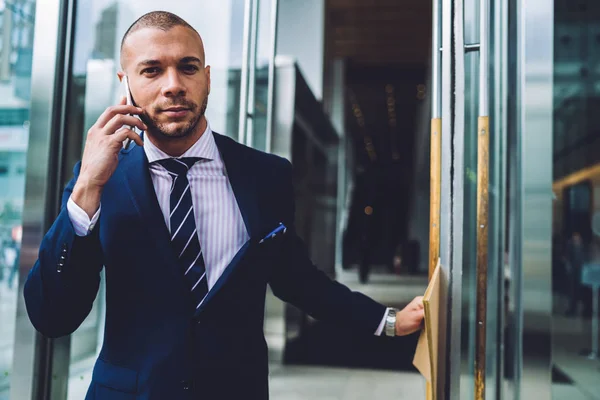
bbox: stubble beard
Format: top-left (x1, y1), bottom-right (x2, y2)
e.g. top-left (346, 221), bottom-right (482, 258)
top-left (142, 96), bottom-right (209, 140)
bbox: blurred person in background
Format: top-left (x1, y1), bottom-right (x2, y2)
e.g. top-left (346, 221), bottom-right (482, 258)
top-left (565, 231), bottom-right (586, 316)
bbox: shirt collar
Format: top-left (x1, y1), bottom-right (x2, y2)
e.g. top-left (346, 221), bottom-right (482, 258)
top-left (143, 120), bottom-right (218, 163)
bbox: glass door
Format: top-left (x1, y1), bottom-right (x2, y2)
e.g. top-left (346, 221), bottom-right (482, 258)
top-left (454, 0), bottom-right (509, 398)
top-left (446, 0), bottom-right (554, 399)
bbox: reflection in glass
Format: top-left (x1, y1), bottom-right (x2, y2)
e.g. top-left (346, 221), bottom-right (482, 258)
top-left (0, 1), bottom-right (36, 399)
top-left (552, 1), bottom-right (600, 397)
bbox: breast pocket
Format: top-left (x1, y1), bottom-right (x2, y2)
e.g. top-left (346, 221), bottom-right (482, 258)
top-left (91, 358), bottom-right (138, 400)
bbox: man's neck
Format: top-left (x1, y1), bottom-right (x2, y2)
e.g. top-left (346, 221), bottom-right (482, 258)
top-left (145, 117), bottom-right (208, 157)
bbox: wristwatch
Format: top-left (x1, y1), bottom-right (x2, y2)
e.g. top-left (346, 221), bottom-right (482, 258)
top-left (385, 308), bottom-right (399, 337)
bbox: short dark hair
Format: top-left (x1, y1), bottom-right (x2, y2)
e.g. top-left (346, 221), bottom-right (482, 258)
top-left (120, 11), bottom-right (200, 56)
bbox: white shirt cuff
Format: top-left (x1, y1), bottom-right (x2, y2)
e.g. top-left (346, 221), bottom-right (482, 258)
top-left (375, 308), bottom-right (391, 336)
top-left (67, 196), bottom-right (100, 236)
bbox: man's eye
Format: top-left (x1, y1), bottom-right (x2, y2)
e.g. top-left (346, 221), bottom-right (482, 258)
top-left (182, 65), bottom-right (199, 73)
top-left (142, 67), bottom-right (160, 74)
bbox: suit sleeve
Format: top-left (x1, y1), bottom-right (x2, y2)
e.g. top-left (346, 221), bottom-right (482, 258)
top-left (23, 161), bottom-right (104, 338)
top-left (268, 160), bottom-right (387, 335)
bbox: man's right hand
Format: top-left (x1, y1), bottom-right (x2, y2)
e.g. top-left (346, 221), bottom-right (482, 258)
top-left (71, 96), bottom-right (147, 218)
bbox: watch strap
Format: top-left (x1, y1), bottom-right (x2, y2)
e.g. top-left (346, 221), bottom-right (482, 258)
top-left (385, 308), bottom-right (399, 337)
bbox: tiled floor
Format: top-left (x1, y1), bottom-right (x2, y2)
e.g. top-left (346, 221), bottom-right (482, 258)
top-left (64, 361), bottom-right (428, 400)
top-left (552, 313), bottom-right (600, 399)
top-left (269, 365), bottom-right (426, 400)
top-left (552, 383), bottom-right (596, 400)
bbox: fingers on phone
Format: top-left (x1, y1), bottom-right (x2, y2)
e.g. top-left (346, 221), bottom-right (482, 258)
top-left (114, 128), bottom-right (143, 147)
top-left (96, 105), bottom-right (144, 128)
top-left (104, 115), bottom-right (147, 134)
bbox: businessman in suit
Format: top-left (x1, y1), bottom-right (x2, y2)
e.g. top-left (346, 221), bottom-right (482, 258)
top-left (23, 11), bottom-right (424, 399)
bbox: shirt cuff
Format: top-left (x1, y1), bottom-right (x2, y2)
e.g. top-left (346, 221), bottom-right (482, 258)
top-left (375, 307), bottom-right (390, 336)
top-left (67, 196), bottom-right (101, 236)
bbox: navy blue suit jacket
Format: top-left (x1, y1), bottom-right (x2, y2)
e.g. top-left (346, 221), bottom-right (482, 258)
top-left (23, 132), bottom-right (386, 399)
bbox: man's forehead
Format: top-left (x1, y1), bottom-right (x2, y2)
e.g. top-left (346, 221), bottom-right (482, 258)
top-left (121, 26), bottom-right (205, 66)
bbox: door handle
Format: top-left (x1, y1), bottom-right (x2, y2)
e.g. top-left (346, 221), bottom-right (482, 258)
top-left (475, 0), bottom-right (490, 399)
top-left (428, 1), bottom-right (442, 400)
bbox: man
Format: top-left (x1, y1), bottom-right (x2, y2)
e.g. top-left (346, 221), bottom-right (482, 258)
top-left (565, 231), bottom-right (586, 316)
top-left (24, 11), bottom-right (424, 399)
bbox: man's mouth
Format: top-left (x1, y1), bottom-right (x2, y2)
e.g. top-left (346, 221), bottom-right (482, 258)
top-left (162, 107), bottom-right (190, 117)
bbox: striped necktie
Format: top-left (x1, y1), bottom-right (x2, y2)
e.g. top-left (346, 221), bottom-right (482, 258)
top-left (157, 157), bottom-right (209, 310)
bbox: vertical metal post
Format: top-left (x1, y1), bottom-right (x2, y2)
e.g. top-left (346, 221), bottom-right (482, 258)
top-left (238, 0), bottom-right (254, 144)
top-left (513, 0), bottom-right (553, 398)
top-left (10, 0), bottom-right (70, 398)
top-left (265, 0), bottom-right (279, 153)
top-left (245, 0), bottom-right (260, 147)
top-left (493, 0), bottom-right (509, 397)
top-left (450, 0), bottom-right (466, 398)
top-left (1, 7), bottom-right (13, 81)
top-left (479, 0), bottom-right (489, 117)
top-left (432, 0), bottom-right (442, 120)
top-left (439, 0), bottom-right (453, 397)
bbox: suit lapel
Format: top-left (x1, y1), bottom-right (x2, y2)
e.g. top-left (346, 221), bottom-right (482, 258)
top-left (116, 144), bottom-right (187, 288)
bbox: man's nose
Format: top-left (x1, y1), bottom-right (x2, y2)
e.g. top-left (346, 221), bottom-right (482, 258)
top-left (161, 71), bottom-right (186, 97)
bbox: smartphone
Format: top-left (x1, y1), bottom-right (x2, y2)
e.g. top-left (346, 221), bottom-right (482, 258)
top-left (122, 76), bottom-right (136, 149)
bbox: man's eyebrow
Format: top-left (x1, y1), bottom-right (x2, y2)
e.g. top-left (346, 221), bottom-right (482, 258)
top-left (136, 57), bottom-right (203, 69)
top-left (180, 56), bottom-right (203, 65)
top-left (137, 59), bottom-right (161, 68)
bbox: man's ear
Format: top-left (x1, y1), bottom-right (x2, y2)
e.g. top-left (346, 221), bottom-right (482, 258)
top-left (117, 71), bottom-right (125, 82)
top-left (206, 65), bottom-right (211, 94)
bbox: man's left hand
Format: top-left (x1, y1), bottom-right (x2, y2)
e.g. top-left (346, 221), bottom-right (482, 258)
top-left (395, 296), bottom-right (425, 336)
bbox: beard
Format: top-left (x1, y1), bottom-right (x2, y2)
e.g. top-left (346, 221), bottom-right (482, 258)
top-left (141, 96), bottom-right (208, 139)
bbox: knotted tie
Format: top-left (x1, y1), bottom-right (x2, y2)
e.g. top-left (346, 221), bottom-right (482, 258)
top-left (157, 157), bottom-right (208, 310)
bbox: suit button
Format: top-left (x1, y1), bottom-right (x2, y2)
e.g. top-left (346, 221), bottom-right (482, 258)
top-left (181, 380), bottom-right (190, 390)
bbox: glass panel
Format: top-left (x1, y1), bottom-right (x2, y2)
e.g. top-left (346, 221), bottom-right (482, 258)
top-left (552, 0), bottom-right (600, 397)
top-left (0, 1), bottom-right (36, 398)
top-left (65, 2), bottom-right (246, 398)
top-left (460, 49), bottom-right (480, 400)
top-left (459, 1), bottom-right (480, 398)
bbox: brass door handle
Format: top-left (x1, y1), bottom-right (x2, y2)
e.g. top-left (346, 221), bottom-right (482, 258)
top-left (475, 116), bottom-right (490, 400)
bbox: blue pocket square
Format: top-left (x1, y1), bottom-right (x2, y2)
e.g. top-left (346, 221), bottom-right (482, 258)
top-left (260, 223), bottom-right (287, 244)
